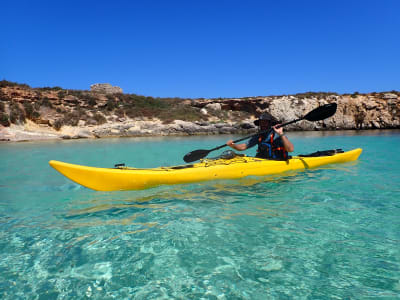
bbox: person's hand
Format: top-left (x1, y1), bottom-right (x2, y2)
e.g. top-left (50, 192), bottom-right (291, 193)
top-left (227, 140), bottom-right (234, 146)
top-left (273, 124), bottom-right (284, 136)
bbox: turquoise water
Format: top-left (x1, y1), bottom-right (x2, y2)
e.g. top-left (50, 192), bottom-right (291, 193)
top-left (1, 130), bottom-right (400, 299)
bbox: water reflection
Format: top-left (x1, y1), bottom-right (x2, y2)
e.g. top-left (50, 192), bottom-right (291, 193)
top-left (60, 168), bottom-right (328, 232)
top-left (65, 162), bottom-right (359, 214)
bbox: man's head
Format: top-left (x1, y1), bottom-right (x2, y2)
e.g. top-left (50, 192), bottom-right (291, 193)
top-left (254, 113), bottom-right (278, 129)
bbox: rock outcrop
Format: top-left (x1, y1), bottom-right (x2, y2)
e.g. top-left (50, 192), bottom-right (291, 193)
top-left (194, 93), bottom-right (400, 130)
top-left (90, 83), bottom-right (123, 94)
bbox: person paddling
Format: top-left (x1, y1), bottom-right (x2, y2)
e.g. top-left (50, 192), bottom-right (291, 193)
top-left (226, 113), bottom-right (294, 160)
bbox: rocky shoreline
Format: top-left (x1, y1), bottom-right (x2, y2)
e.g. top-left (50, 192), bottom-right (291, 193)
top-left (0, 119), bottom-right (258, 142)
top-left (1, 82), bottom-right (399, 142)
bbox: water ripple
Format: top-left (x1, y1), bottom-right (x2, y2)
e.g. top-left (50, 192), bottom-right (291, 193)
top-left (1, 134), bottom-right (400, 298)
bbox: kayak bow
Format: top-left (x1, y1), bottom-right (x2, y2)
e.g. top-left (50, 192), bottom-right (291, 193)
top-left (49, 148), bottom-right (362, 191)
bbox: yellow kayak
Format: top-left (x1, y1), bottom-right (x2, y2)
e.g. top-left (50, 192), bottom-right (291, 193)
top-left (49, 148), bottom-right (362, 191)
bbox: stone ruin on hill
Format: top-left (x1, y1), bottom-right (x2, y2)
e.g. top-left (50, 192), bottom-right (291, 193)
top-left (90, 83), bottom-right (123, 94)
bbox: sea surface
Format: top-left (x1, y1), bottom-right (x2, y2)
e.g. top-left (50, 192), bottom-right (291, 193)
top-left (1, 130), bottom-right (399, 299)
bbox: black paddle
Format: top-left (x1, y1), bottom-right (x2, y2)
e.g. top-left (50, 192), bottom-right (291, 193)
top-left (183, 103), bottom-right (337, 163)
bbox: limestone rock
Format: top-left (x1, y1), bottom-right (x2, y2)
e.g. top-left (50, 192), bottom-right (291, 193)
top-left (76, 129), bottom-right (92, 138)
top-left (128, 126), bottom-right (140, 133)
top-left (239, 121), bottom-right (255, 129)
top-left (205, 103), bottom-right (222, 111)
top-left (383, 93), bottom-right (398, 100)
top-left (90, 83), bottom-right (123, 94)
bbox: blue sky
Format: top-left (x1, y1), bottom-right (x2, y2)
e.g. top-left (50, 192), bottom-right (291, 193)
top-left (1, 0), bottom-right (399, 98)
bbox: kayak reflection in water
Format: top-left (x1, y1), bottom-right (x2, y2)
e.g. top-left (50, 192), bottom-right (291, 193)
top-left (227, 113), bottom-right (294, 160)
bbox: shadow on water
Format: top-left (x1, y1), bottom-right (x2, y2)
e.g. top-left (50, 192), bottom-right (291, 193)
top-left (63, 161), bottom-right (361, 223)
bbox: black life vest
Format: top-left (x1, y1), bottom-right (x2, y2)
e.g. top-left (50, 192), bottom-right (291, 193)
top-left (256, 132), bottom-right (289, 160)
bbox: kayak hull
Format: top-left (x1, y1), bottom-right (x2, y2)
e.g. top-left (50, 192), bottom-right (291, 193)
top-left (49, 148), bottom-right (362, 191)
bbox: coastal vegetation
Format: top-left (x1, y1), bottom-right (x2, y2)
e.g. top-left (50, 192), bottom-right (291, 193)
top-left (0, 80), bottom-right (399, 142)
top-left (0, 101), bottom-right (10, 126)
top-left (0, 80), bottom-right (214, 129)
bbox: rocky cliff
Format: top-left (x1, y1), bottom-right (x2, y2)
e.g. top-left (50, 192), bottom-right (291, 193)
top-left (0, 81), bottom-right (399, 142)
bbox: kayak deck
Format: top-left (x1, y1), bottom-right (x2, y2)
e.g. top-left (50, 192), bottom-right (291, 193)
top-left (49, 148), bottom-right (362, 191)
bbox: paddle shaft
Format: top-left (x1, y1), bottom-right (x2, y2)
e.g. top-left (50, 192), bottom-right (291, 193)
top-left (183, 103), bottom-right (337, 162)
top-left (208, 117), bottom-right (302, 152)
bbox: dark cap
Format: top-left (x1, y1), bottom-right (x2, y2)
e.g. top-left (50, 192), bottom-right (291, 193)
top-left (254, 113), bottom-right (278, 126)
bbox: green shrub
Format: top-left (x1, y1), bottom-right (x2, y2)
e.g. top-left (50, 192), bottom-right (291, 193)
top-left (56, 107), bottom-right (65, 113)
top-left (106, 98), bottom-right (117, 111)
top-left (23, 102), bottom-right (34, 119)
top-left (40, 97), bottom-right (53, 108)
top-left (32, 111), bottom-right (40, 119)
top-left (33, 101), bottom-right (41, 111)
top-left (57, 90), bottom-right (67, 98)
top-left (9, 102), bottom-right (26, 124)
top-left (0, 102), bottom-right (4, 112)
top-left (124, 107), bottom-right (162, 118)
top-left (118, 94), bottom-right (168, 110)
top-left (106, 94), bottom-right (115, 101)
top-left (53, 119), bottom-right (64, 131)
top-left (115, 108), bottom-right (125, 118)
top-left (93, 113), bottom-right (107, 125)
top-left (295, 91), bottom-right (339, 99)
top-left (0, 80), bottom-right (30, 88)
top-left (0, 80), bottom-right (12, 88)
top-left (0, 91), bottom-right (9, 102)
top-left (389, 90), bottom-right (400, 96)
top-left (10, 110), bottom-right (22, 124)
top-left (0, 113), bottom-right (10, 126)
top-left (133, 95), bottom-right (167, 109)
top-left (158, 106), bottom-right (206, 122)
top-left (86, 94), bottom-right (97, 106)
top-left (61, 109), bottom-right (89, 126)
top-left (354, 111), bottom-right (366, 129)
top-left (107, 94), bottom-right (208, 122)
top-left (38, 86), bottom-right (63, 91)
top-left (67, 90), bottom-right (85, 98)
top-left (63, 111), bottom-right (80, 126)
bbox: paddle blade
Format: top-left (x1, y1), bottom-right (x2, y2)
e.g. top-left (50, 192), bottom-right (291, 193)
top-left (183, 149), bottom-right (211, 163)
top-left (304, 103), bottom-right (337, 121)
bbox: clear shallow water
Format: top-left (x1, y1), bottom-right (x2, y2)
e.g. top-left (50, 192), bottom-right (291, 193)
top-left (1, 131), bottom-right (400, 299)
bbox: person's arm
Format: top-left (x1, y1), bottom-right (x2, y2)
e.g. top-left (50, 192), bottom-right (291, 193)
top-left (226, 140), bottom-right (247, 151)
top-left (273, 125), bottom-right (294, 152)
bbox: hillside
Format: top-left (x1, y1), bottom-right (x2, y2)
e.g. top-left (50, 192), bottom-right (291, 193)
top-left (0, 80), bottom-right (399, 142)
